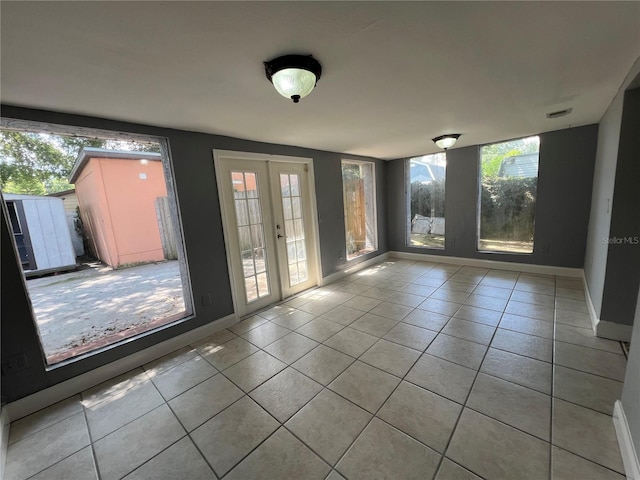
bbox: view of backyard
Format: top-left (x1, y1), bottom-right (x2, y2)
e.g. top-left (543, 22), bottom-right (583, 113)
top-left (27, 260), bottom-right (186, 364)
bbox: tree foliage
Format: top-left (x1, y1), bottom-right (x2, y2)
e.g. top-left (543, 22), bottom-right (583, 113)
top-left (0, 131), bottom-right (160, 195)
top-left (480, 137), bottom-right (539, 179)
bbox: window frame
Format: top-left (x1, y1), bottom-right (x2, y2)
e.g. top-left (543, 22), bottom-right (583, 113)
top-left (476, 135), bottom-right (540, 255)
top-left (341, 159), bottom-right (378, 261)
top-left (405, 153), bottom-right (447, 250)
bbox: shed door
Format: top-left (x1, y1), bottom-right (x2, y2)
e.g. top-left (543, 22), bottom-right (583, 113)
top-left (7, 200), bottom-right (37, 271)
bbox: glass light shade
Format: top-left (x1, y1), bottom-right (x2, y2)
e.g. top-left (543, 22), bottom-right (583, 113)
top-left (272, 68), bottom-right (317, 101)
top-left (435, 136), bottom-right (458, 149)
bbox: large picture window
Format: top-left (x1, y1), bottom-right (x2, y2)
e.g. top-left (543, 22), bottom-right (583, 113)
top-left (342, 160), bottom-right (377, 260)
top-left (478, 136), bottom-right (540, 253)
top-left (407, 153), bottom-right (446, 249)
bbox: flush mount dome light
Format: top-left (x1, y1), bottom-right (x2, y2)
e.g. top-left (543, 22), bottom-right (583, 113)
top-left (264, 54), bottom-right (322, 103)
top-left (432, 134), bottom-right (461, 150)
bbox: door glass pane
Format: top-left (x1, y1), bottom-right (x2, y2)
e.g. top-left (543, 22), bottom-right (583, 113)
top-left (279, 173), bottom-right (308, 287)
top-left (232, 170), bottom-right (271, 303)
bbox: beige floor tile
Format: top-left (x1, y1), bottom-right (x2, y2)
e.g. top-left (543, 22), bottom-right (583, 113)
top-left (4, 412), bottom-right (90, 480)
top-left (427, 333), bottom-right (488, 370)
top-left (143, 347), bottom-right (199, 376)
top-left (228, 314), bottom-right (269, 334)
top-left (200, 336), bottom-right (259, 370)
top-left (264, 332), bottom-right (319, 363)
top-left (491, 328), bottom-right (553, 362)
top-left (515, 281), bottom-right (556, 296)
top-left (123, 437), bottom-right (216, 480)
top-left (285, 389), bottom-right (371, 465)
top-left (551, 446), bottom-right (625, 480)
top-left (349, 312), bottom-right (399, 337)
top-left (402, 283), bottom-right (437, 296)
top-left (499, 312), bottom-right (554, 339)
top-left (292, 345), bottom-right (355, 385)
top-left (552, 399), bottom-right (624, 474)
top-left (168, 374), bottom-right (243, 432)
top-left (517, 274), bottom-right (555, 287)
top-left (509, 289), bottom-right (555, 307)
top-left (440, 280), bottom-right (477, 293)
top-left (555, 287), bottom-right (586, 301)
top-left (150, 355), bottom-right (217, 400)
top-left (554, 342), bottom-right (627, 381)
top-left (383, 322), bottom-right (437, 351)
top-left (447, 409), bottom-right (549, 480)
top-left (343, 294), bottom-right (384, 311)
top-left (326, 470), bottom-right (347, 480)
top-left (240, 322), bottom-right (291, 348)
top-left (555, 277), bottom-right (583, 289)
top-left (359, 339), bottom-right (420, 377)
top-left (83, 371), bottom-right (165, 441)
top-left (321, 305), bottom-right (365, 326)
top-left (369, 301), bottom-right (413, 321)
top-left (225, 427), bottom-right (330, 480)
top-left (554, 309), bottom-right (591, 328)
top-left (336, 418), bottom-right (440, 480)
top-left (323, 327), bottom-right (378, 357)
top-left (505, 300), bottom-right (554, 321)
top-left (191, 396), bottom-right (279, 476)
top-left (270, 309), bottom-right (316, 330)
top-left (190, 330), bottom-right (237, 354)
top-left (250, 367), bottom-right (323, 422)
top-left (405, 354), bottom-right (476, 404)
top-left (378, 381), bottom-right (461, 452)
top-left (453, 305), bottom-right (502, 326)
top-left (555, 297), bottom-right (588, 313)
top-left (467, 373), bottom-right (551, 440)
top-left (553, 366), bottom-right (623, 415)
top-left (435, 459), bottom-right (482, 480)
top-left (93, 405), bottom-right (185, 480)
top-left (298, 299), bottom-right (341, 316)
top-left (295, 318), bottom-right (345, 342)
top-left (464, 293), bottom-right (508, 312)
top-left (430, 288), bottom-right (470, 304)
top-left (441, 318), bottom-right (495, 345)
top-left (555, 324), bottom-right (622, 354)
top-left (222, 350), bottom-right (287, 392)
top-left (8, 395), bottom-right (82, 445)
top-left (257, 304), bottom-right (296, 320)
top-left (328, 361), bottom-right (400, 413)
top-left (402, 309), bottom-right (450, 331)
top-left (472, 285), bottom-right (512, 299)
top-left (417, 298), bottom-right (462, 316)
top-left (481, 348), bottom-right (552, 394)
top-left (385, 291), bottom-right (427, 308)
top-left (413, 275), bottom-right (447, 288)
top-left (30, 446), bottom-right (97, 480)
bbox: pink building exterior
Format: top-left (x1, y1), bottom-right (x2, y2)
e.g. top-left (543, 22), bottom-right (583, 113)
top-left (70, 148), bottom-right (168, 268)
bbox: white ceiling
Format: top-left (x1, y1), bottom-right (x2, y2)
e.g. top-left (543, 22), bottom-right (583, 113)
top-left (1, 2), bottom-right (639, 160)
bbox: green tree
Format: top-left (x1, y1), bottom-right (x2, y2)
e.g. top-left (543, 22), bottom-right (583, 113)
top-left (480, 137), bottom-right (539, 179)
top-left (0, 131), bottom-right (160, 195)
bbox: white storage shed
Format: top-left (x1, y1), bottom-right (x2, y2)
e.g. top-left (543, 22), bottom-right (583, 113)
top-left (4, 193), bottom-right (77, 276)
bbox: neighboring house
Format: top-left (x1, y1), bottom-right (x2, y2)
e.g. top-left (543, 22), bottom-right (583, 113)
top-left (69, 148), bottom-right (168, 269)
top-left (498, 153), bottom-right (540, 178)
top-left (47, 188), bottom-right (79, 214)
top-left (3, 193), bottom-right (76, 276)
top-left (48, 188), bottom-right (84, 257)
top-left (409, 162), bottom-right (445, 184)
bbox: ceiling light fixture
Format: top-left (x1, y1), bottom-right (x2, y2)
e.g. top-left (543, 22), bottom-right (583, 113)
top-left (432, 134), bottom-right (461, 150)
top-left (264, 54), bottom-right (322, 103)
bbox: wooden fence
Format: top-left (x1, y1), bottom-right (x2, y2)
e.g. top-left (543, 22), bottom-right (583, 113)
top-left (155, 196), bottom-right (178, 260)
top-left (343, 178), bottom-right (366, 253)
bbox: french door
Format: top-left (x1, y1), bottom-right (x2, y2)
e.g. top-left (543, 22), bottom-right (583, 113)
top-left (216, 152), bottom-right (319, 316)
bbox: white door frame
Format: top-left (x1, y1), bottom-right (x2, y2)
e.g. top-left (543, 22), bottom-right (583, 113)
top-left (213, 149), bottom-right (322, 318)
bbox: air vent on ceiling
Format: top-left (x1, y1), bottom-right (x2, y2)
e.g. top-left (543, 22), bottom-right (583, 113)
top-left (546, 108), bottom-right (573, 119)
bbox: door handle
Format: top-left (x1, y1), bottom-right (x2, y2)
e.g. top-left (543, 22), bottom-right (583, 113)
top-left (277, 234), bottom-right (286, 239)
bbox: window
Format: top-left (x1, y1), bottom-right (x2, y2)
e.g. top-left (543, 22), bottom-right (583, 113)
top-left (407, 153), bottom-right (446, 249)
top-left (478, 136), bottom-right (540, 253)
top-left (0, 127), bottom-right (192, 364)
top-left (342, 160), bottom-right (377, 260)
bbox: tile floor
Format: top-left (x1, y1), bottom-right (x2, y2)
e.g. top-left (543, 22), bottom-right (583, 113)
top-left (4, 259), bottom-right (629, 480)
